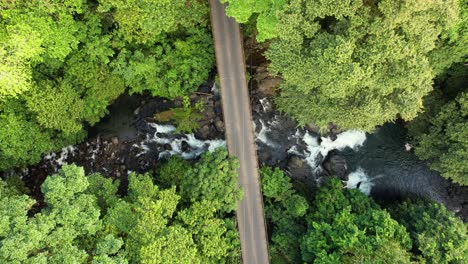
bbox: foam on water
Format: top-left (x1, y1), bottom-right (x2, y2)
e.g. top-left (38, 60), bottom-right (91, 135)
top-left (296, 130), bottom-right (366, 171)
top-left (345, 167), bottom-right (373, 195)
top-left (136, 122), bottom-right (226, 160)
top-left (256, 119), bottom-right (277, 147)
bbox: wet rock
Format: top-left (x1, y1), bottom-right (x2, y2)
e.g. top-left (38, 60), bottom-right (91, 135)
top-left (111, 137), bottom-right (119, 145)
top-left (258, 77), bottom-right (281, 96)
top-left (189, 94), bottom-right (199, 101)
top-left (306, 123), bottom-right (320, 134)
top-left (322, 154), bottom-right (347, 180)
top-left (163, 144), bottom-right (172, 151)
top-left (196, 125), bottom-right (211, 139)
top-left (215, 120), bottom-right (225, 132)
top-left (287, 155), bottom-right (305, 169)
top-left (181, 141), bottom-right (190, 152)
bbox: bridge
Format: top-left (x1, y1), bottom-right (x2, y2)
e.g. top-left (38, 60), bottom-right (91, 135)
top-left (209, 1), bottom-right (270, 263)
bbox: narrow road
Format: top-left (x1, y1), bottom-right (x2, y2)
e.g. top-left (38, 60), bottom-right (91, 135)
top-left (209, 1), bottom-right (270, 263)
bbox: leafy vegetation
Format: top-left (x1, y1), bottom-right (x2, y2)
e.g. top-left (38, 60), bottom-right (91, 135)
top-left (220, 0), bottom-right (287, 42)
top-left (390, 201), bottom-right (468, 263)
top-left (261, 167), bottom-right (468, 263)
top-left (154, 97), bottom-right (205, 133)
top-left (0, 0), bottom-right (214, 170)
top-left (408, 64), bottom-right (468, 185)
top-left (223, 0), bottom-right (466, 131)
top-left (0, 150), bottom-right (242, 263)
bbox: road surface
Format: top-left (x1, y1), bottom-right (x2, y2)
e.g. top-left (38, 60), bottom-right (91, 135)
top-left (209, 1), bottom-right (270, 263)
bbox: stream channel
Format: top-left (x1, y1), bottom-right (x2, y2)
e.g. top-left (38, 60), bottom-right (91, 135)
top-left (10, 84), bottom-right (467, 220)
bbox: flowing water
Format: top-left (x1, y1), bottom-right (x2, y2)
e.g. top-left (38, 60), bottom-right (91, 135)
top-left (27, 93), bottom-right (465, 217)
top-left (252, 97), bottom-right (466, 214)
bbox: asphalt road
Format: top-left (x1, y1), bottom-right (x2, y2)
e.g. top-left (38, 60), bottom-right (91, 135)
top-left (209, 1), bottom-right (270, 263)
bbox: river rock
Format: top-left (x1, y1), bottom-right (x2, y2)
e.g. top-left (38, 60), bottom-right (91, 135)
top-left (322, 154), bottom-right (347, 179)
top-left (197, 125), bottom-right (211, 139)
top-left (253, 63), bottom-right (282, 96)
top-left (258, 78), bottom-right (281, 96)
top-left (306, 123), bottom-right (320, 134)
top-left (181, 141), bottom-right (190, 152)
top-left (163, 144), bottom-right (172, 151)
top-left (287, 155), bottom-right (305, 169)
top-left (215, 120), bottom-right (225, 132)
top-left (111, 136), bottom-right (119, 145)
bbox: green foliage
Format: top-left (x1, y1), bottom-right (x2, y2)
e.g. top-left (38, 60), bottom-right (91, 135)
top-left (261, 167), bottom-right (308, 263)
top-left (391, 201), bottom-right (468, 263)
top-left (264, 0), bottom-right (460, 131)
top-left (429, 0), bottom-right (468, 75)
top-left (221, 0), bottom-right (287, 42)
top-left (1, 157), bottom-right (242, 263)
top-left (176, 148), bottom-right (243, 213)
top-left (97, 0), bottom-right (209, 44)
top-left (170, 97), bottom-right (204, 133)
top-left (261, 169), bottom-right (425, 263)
top-left (301, 178), bottom-right (412, 263)
top-left (112, 28), bottom-right (215, 98)
top-left (412, 92), bottom-right (468, 185)
top-left (408, 65), bottom-right (468, 186)
top-left (0, 165), bottom-right (103, 263)
top-left (0, 0), bottom-right (214, 170)
top-left (156, 156), bottom-right (190, 187)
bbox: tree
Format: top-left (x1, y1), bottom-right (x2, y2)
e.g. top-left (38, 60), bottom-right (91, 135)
top-left (264, 0), bottom-right (459, 131)
top-left (0, 0), bottom-right (215, 170)
top-left (0, 165), bottom-right (105, 263)
top-left (300, 178), bottom-right (413, 263)
top-left (97, 0), bottom-right (209, 44)
top-left (261, 167), bottom-right (308, 263)
top-left (412, 92), bottom-right (467, 185)
top-left (391, 200), bottom-right (468, 263)
top-left (408, 64), bottom-right (468, 186)
top-left (220, 0), bottom-right (287, 42)
top-left (1, 160), bottom-right (242, 263)
top-left (170, 97), bottom-right (204, 133)
top-left (177, 148), bottom-right (243, 213)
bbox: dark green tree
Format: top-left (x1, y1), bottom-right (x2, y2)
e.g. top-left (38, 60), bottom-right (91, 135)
top-left (301, 178), bottom-right (413, 263)
top-left (0, 0), bottom-right (214, 170)
top-left (265, 0), bottom-right (459, 131)
top-left (261, 167), bottom-right (308, 263)
top-left (391, 200), bottom-right (468, 263)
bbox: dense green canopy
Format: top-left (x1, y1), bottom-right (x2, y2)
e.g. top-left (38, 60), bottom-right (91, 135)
top-left (0, 0), bottom-right (214, 170)
top-left (261, 167), bottom-right (468, 263)
top-left (0, 151), bottom-right (242, 263)
top-left (222, 0), bottom-right (465, 131)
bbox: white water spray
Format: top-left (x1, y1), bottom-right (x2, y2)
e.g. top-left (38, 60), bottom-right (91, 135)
top-left (289, 130), bottom-right (366, 171)
top-left (345, 167), bottom-right (373, 195)
top-left (135, 123), bottom-right (226, 159)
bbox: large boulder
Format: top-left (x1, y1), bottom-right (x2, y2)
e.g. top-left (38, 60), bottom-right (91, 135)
top-left (322, 154), bottom-right (347, 180)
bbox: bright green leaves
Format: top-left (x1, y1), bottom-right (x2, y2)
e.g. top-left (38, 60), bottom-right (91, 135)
top-left (0, 165), bottom-right (102, 263)
top-left (0, 160), bottom-right (242, 263)
top-left (113, 28), bottom-right (214, 98)
top-left (261, 167), bottom-right (308, 263)
top-left (301, 179), bottom-right (413, 263)
top-left (266, 0), bottom-right (459, 131)
top-left (178, 148), bottom-right (243, 213)
top-left (391, 201), bottom-right (468, 263)
top-left (262, 168), bottom-right (467, 263)
top-left (260, 167), bottom-right (293, 201)
top-left (221, 0), bottom-right (287, 42)
top-left (97, 0), bottom-right (208, 44)
top-left (26, 81), bottom-right (85, 135)
top-left (0, 0), bottom-right (215, 170)
top-left (412, 91), bottom-right (468, 185)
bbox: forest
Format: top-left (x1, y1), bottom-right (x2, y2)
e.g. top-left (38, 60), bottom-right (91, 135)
top-left (1, 0), bottom-right (467, 263)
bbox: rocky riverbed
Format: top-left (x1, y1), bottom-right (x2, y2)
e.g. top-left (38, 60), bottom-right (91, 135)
top-left (3, 65), bottom-right (467, 221)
